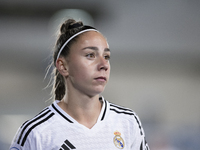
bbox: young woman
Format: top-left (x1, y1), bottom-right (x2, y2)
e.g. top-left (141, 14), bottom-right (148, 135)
top-left (10, 19), bottom-right (150, 150)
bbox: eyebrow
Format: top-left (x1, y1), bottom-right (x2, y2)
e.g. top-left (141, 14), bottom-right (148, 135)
top-left (82, 46), bottom-right (110, 52)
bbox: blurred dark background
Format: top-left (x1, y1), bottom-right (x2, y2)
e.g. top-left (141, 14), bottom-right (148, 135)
top-left (1, 0), bottom-right (200, 149)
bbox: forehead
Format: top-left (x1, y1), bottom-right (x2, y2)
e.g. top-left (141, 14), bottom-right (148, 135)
top-left (77, 31), bottom-right (108, 45)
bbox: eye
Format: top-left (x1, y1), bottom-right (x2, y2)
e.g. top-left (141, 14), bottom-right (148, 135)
top-left (104, 55), bottom-right (110, 60)
top-left (86, 53), bottom-right (95, 59)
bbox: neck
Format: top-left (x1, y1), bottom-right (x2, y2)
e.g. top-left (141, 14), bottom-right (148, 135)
top-left (58, 92), bottom-right (102, 129)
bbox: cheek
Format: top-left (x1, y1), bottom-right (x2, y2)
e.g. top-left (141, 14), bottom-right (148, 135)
top-left (107, 69), bottom-right (110, 80)
top-left (69, 62), bottom-right (89, 79)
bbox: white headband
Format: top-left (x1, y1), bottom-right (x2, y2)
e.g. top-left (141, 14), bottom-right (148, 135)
top-left (56, 28), bottom-right (98, 61)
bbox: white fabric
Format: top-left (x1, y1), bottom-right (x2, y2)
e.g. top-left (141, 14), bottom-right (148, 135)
top-left (10, 97), bottom-right (149, 150)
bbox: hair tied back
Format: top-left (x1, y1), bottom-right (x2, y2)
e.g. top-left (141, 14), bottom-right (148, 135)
top-left (69, 22), bottom-right (83, 29)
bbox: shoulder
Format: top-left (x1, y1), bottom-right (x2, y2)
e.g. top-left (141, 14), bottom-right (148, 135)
top-left (11, 107), bottom-right (55, 148)
top-left (109, 102), bottom-right (140, 121)
top-left (108, 101), bottom-right (144, 134)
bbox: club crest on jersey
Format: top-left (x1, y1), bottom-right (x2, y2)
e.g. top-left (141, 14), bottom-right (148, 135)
top-left (113, 131), bottom-right (125, 149)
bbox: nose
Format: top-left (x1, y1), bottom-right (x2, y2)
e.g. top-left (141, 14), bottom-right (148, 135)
top-left (97, 56), bottom-right (109, 71)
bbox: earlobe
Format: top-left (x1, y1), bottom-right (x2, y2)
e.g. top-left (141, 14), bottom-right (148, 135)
top-left (56, 58), bottom-right (69, 76)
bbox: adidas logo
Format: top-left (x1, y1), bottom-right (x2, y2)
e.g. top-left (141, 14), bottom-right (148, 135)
top-left (60, 140), bottom-right (76, 150)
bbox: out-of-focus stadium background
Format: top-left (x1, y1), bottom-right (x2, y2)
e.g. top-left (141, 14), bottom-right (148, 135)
top-left (1, 0), bottom-right (200, 149)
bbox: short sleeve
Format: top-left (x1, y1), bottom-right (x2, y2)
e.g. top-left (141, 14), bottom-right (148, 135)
top-left (130, 114), bottom-right (150, 150)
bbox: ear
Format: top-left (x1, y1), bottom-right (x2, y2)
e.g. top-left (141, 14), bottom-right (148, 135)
top-left (56, 57), bottom-right (69, 77)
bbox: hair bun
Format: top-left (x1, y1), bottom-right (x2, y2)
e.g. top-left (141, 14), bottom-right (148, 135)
top-left (68, 22), bottom-right (83, 29)
top-left (60, 19), bottom-right (83, 34)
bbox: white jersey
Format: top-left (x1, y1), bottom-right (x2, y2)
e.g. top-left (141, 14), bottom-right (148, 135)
top-left (10, 97), bottom-right (149, 150)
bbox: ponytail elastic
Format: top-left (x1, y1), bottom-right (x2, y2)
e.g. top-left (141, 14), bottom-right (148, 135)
top-left (56, 26), bottom-right (98, 61)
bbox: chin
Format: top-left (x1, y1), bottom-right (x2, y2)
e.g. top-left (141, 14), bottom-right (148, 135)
top-left (88, 88), bottom-right (105, 97)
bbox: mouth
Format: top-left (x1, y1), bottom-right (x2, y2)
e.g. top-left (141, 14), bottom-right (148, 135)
top-left (95, 76), bottom-right (107, 82)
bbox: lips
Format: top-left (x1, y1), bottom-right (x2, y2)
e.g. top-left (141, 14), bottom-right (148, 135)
top-left (95, 76), bottom-right (107, 81)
